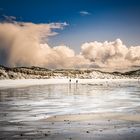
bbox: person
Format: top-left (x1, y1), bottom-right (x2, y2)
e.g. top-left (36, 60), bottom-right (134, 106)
top-left (76, 79), bottom-right (78, 83)
top-left (69, 79), bottom-right (71, 83)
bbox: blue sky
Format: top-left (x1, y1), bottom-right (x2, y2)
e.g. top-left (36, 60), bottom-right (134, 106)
top-left (0, 0), bottom-right (140, 52)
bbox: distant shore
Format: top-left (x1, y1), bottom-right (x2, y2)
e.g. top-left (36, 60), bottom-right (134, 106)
top-left (0, 65), bottom-right (140, 80)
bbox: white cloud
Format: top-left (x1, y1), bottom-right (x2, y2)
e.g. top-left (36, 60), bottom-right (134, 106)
top-left (2, 15), bottom-right (17, 23)
top-left (0, 21), bottom-right (68, 67)
top-left (0, 21), bottom-right (140, 71)
top-left (81, 39), bottom-right (140, 70)
top-left (79, 11), bottom-right (91, 16)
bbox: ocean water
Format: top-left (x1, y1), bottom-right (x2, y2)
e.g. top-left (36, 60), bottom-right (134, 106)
top-left (0, 80), bottom-right (140, 123)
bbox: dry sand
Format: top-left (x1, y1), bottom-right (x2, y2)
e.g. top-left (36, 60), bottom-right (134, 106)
top-left (0, 78), bottom-right (139, 88)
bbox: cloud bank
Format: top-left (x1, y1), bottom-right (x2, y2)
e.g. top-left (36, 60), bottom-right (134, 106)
top-left (0, 21), bottom-right (140, 71)
top-left (81, 39), bottom-right (140, 70)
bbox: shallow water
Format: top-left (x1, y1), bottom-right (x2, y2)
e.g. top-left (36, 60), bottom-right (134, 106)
top-left (0, 81), bottom-right (140, 122)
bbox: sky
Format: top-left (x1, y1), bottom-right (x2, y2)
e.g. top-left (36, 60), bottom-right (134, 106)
top-left (0, 0), bottom-right (140, 70)
top-left (0, 0), bottom-right (140, 51)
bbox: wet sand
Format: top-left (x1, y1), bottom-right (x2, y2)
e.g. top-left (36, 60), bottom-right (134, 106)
top-left (0, 79), bottom-right (140, 140)
top-left (46, 113), bottom-right (140, 122)
top-left (41, 113), bottom-right (140, 140)
top-left (1, 113), bottom-right (140, 140)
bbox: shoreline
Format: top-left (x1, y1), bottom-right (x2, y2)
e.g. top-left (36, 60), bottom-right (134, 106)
top-left (44, 112), bottom-right (140, 122)
top-left (41, 112), bottom-right (140, 140)
top-left (0, 78), bottom-right (139, 88)
top-left (0, 78), bottom-right (140, 139)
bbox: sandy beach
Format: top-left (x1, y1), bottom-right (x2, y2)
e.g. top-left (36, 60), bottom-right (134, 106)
top-left (0, 0), bottom-right (140, 139)
top-left (0, 79), bottom-right (140, 140)
top-left (39, 113), bottom-right (140, 140)
top-left (0, 78), bottom-right (139, 88)
top-left (1, 112), bottom-right (140, 140)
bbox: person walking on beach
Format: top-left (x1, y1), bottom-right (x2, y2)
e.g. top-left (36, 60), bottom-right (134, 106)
top-left (76, 79), bottom-right (78, 83)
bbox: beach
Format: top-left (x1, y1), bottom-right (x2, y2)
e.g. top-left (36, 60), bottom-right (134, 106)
top-left (0, 78), bottom-right (139, 88)
top-left (0, 79), bottom-right (140, 140)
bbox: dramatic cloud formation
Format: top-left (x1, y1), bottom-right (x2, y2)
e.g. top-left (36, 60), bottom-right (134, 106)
top-left (81, 39), bottom-right (140, 68)
top-left (0, 21), bottom-right (140, 71)
top-left (0, 22), bottom-right (66, 66)
top-left (81, 39), bottom-right (140, 69)
top-left (0, 21), bottom-right (89, 68)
